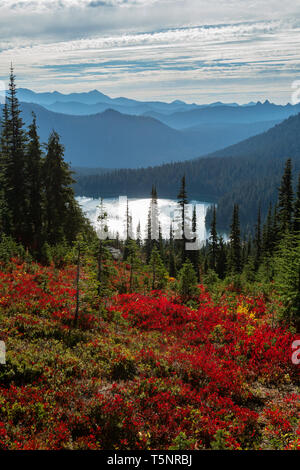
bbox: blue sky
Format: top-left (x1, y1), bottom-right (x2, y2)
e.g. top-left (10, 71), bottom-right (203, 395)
top-left (0, 0), bottom-right (300, 104)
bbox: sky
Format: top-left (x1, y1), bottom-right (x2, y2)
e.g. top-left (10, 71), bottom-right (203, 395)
top-left (0, 0), bottom-right (300, 104)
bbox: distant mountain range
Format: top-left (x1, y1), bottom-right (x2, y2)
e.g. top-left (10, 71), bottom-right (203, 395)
top-left (2, 102), bottom-right (235, 167)
top-left (143, 101), bottom-right (300, 130)
top-left (17, 88), bottom-right (200, 116)
top-left (1, 87), bottom-right (299, 171)
top-left (3, 89), bottom-right (299, 167)
top-left (17, 88), bottom-right (245, 116)
top-left (17, 88), bottom-right (300, 126)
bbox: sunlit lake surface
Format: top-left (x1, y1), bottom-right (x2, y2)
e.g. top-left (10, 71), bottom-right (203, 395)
top-left (76, 196), bottom-right (215, 242)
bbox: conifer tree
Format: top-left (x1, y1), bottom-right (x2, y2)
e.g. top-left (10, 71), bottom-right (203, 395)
top-left (43, 131), bottom-right (76, 245)
top-left (125, 199), bottom-right (133, 241)
top-left (126, 239), bottom-right (141, 293)
top-left (136, 221), bottom-right (142, 247)
top-left (278, 158), bottom-right (294, 233)
top-left (168, 222), bottom-right (176, 277)
top-left (272, 205), bottom-right (280, 249)
top-left (96, 198), bottom-right (108, 296)
top-left (178, 259), bottom-right (199, 301)
top-left (208, 205), bottom-right (218, 271)
top-left (4, 66), bottom-right (29, 243)
top-left (293, 174), bottom-right (300, 233)
top-left (228, 204), bottom-right (242, 273)
top-left (145, 205), bottom-right (152, 264)
top-left (177, 175), bottom-right (188, 264)
top-left (26, 113), bottom-right (44, 254)
top-left (254, 205), bottom-right (261, 270)
top-left (145, 185), bottom-right (159, 263)
top-left (262, 203), bottom-right (274, 256)
top-left (149, 245), bottom-right (167, 290)
top-left (216, 235), bottom-right (227, 279)
top-left (186, 204), bottom-right (199, 277)
top-left (192, 204), bottom-right (197, 235)
top-left (274, 232), bottom-right (300, 324)
top-left (0, 102), bottom-right (10, 235)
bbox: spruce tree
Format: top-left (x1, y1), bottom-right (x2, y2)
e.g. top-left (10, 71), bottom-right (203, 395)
top-left (262, 203), bottom-right (274, 256)
top-left (228, 204), bottom-right (242, 273)
top-left (178, 259), bottom-right (199, 301)
top-left (274, 232), bottom-right (300, 324)
top-left (216, 235), bottom-right (227, 279)
top-left (125, 199), bottom-right (133, 241)
top-left (26, 113), bottom-right (44, 254)
top-left (272, 205), bottom-right (280, 249)
top-left (43, 131), bottom-right (76, 246)
top-left (145, 204), bottom-right (152, 264)
top-left (0, 102), bottom-right (10, 235)
top-left (192, 204), bottom-right (197, 235)
top-left (278, 158), bottom-right (294, 233)
top-left (177, 175), bottom-right (188, 265)
top-left (293, 174), bottom-right (300, 233)
top-left (158, 222), bottom-right (165, 261)
top-left (126, 239), bottom-right (141, 293)
top-left (208, 205), bottom-right (218, 271)
top-left (136, 221), bottom-right (142, 247)
top-left (96, 198), bottom-right (108, 296)
top-left (187, 204), bottom-right (199, 277)
top-left (149, 245), bottom-right (167, 290)
top-left (254, 205), bottom-right (261, 270)
top-left (145, 185), bottom-right (159, 263)
top-left (168, 222), bottom-right (176, 277)
top-left (4, 66), bottom-right (29, 243)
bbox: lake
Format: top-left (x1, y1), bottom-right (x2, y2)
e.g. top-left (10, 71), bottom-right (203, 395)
top-left (76, 196), bottom-right (214, 242)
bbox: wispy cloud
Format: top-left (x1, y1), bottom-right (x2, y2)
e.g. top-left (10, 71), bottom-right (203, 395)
top-left (0, 1), bottom-right (299, 103)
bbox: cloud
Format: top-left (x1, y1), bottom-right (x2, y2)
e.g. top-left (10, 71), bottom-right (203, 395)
top-left (0, 1), bottom-right (299, 103)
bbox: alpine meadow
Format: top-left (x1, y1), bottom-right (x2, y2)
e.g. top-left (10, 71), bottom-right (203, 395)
top-left (0, 0), bottom-right (299, 457)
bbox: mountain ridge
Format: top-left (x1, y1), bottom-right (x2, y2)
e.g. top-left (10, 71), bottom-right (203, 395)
top-left (0, 101), bottom-right (281, 168)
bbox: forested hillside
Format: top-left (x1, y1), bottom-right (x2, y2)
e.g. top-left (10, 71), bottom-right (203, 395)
top-left (0, 102), bottom-right (281, 168)
top-left (0, 70), bottom-right (299, 451)
top-left (75, 113), bottom-right (300, 230)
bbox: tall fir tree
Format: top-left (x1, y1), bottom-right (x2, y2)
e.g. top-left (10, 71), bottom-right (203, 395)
top-left (176, 175), bottom-right (188, 265)
top-left (254, 205), bottom-right (262, 270)
top-left (0, 102), bottom-right (10, 234)
top-left (168, 222), bottom-right (176, 277)
top-left (149, 245), bottom-right (167, 290)
top-left (208, 205), bottom-right (218, 271)
top-left (228, 204), bottom-right (242, 273)
top-left (96, 198), bottom-right (108, 296)
top-left (145, 185), bottom-right (159, 263)
top-left (216, 235), bottom-right (227, 279)
top-left (136, 221), bottom-right (142, 247)
top-left (26, 113), bottom-right (44, 254)
top-left (293, 174), bottom-right (300, 233)
top-left (278, 158), bottom-right (294, 233)
top-left (262, 203), bottom-right (274, 256)
top-left (43, 131), bottom-right (76, 245)
top-left (272, 205), bottom-right (280, 249)
top-left (4, 66), bottom-right (29, 243)
top-left (188, 204), bottom-right (199, 277)
top-left (125, 199), bottom-right (133, 241)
